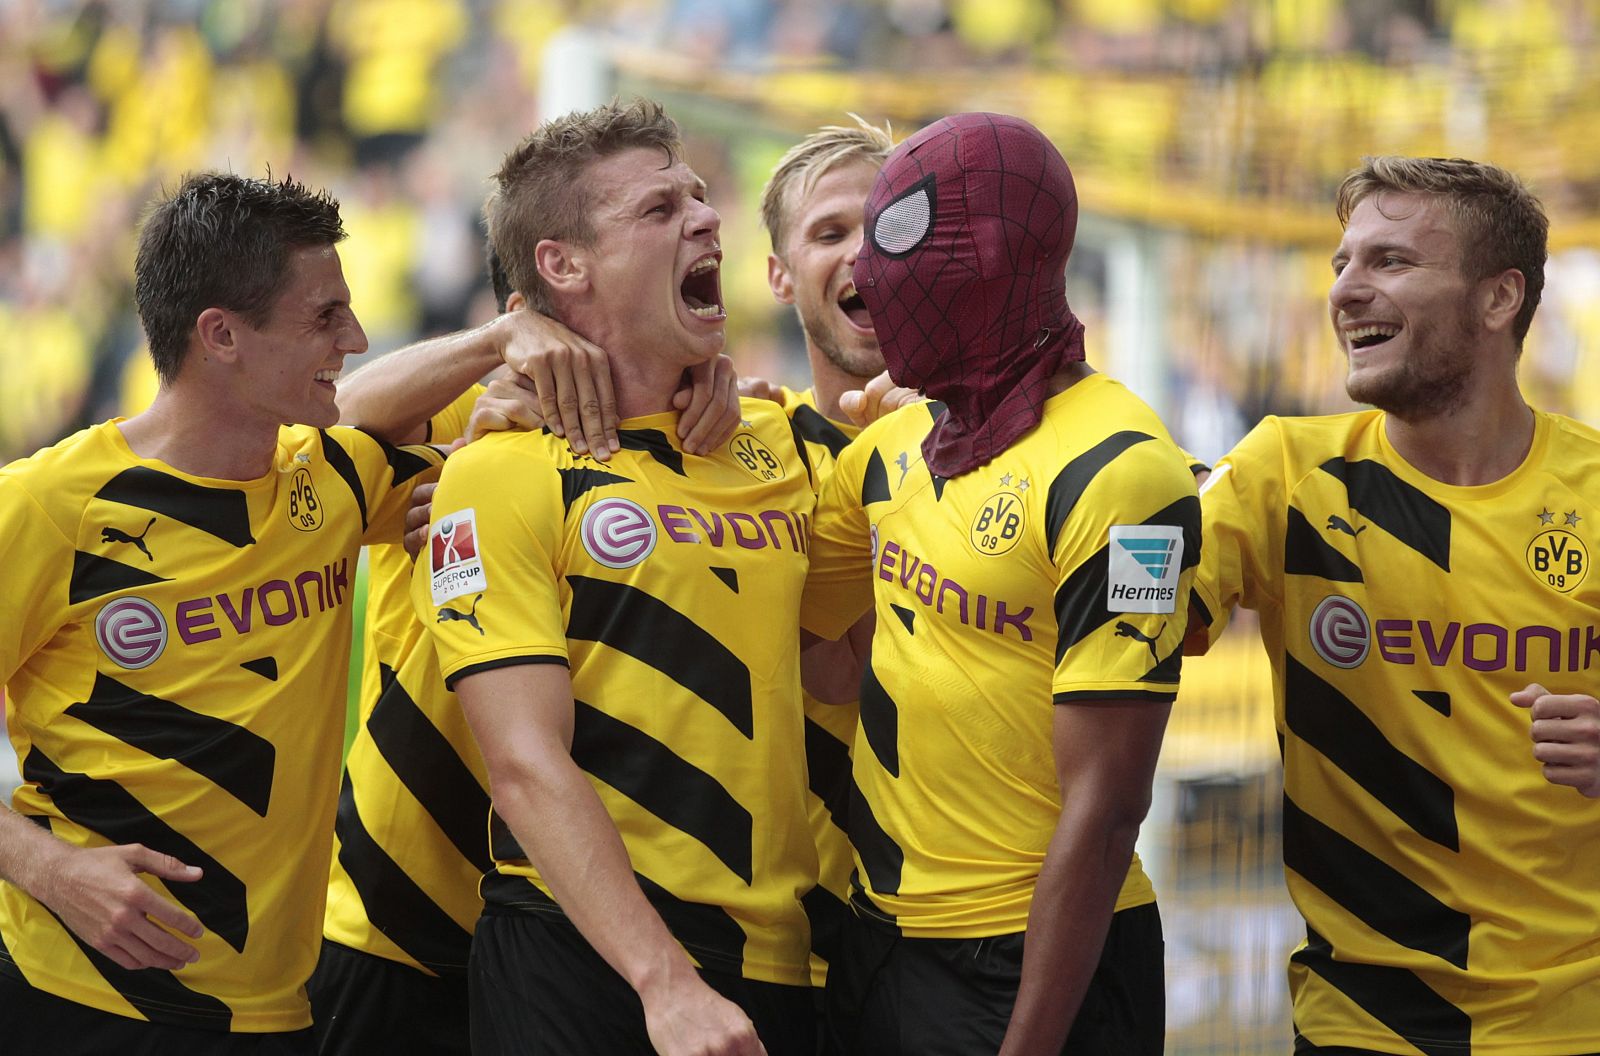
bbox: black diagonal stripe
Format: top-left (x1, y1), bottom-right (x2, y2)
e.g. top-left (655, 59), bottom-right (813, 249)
top-left (861, 449), bottom-right (890, 504)
top-left (566, 575), bottom-right (753, 738)
top-left (558, 467), bottom-right (635, 513)
top-left (571, 700), bottom-right (752, 883)
top-left (65, 673), bottom-right (275, 818)
top-left (1319, 458), bottom-right (1451, 571)
top-left (889, 604), bottom-right (915, 634)
top-left (1286, 654), bottom-right (1458, 851)
top-left (1285, 505), bottom-right (1364, 583)
top-left (801, 882), bottom-right (850, 965)
top-left (95, 467), bottom-right (254, 547)
top-left (1142, 643), bottom-right (1183, 684)
top-left (366, 663), bottom-right (492, 871)
top-left (69, 551), bottom-right (170, 604)
top-left (858, 663), bottom-right (900, 778)
top-left (1045, 431), bottom-right (1155, 551)
top-left (1282, 795), bottom-right (1468, 969)
top-left (48, 906), bottom-right (233, 1027)
top-left (924, 401), bottom-right (946, 422)
top-left (848, 779), bottom-right (903, 896)
top-left (1413, 690), bottom-right (1451, 716)
top-left (489, 808), bottom-right (524, 862)
top-left (239, 656), bottom-right (277, 681)
top-left (333, 773), bottom-right (473, 971)
top-left (22, 749), bottom-right (250, 953)
top-left (320, 429), bottom-right (369, 531)
top-left (1190, 592), bottom-right (1214, 629)
top-left (1054, 496), bottom-right (1199, 664)
top-left (636, 870), bottom-right (746, 973)
top-left (1292, 927), bottom-right (1470, 1056)
top-left (369, 434), bottom-right (438, 485)
top-left (710, 567), bottom-right (739, 592)
top-left (479, 868), bottom-right (542, 911)
top-left (803, 716), bottom-right (852, 835)
top-left (929, 475), bottom-right (947, 500)
top-left (618, 428), bottom-right (685, 475)
top-left (786, 413), bottom-right (815, 489)
top-left (790, 404), bottom-right (851, 458)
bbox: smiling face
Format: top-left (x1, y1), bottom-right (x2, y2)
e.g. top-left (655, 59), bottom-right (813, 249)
top-left (1329, 192), bottom-right (1487, 420)
top-left (575, 147), bottom-right (725, 368)
top-left (768, 159), bottom-right (884, 380)
top-left (233, 244), bottom-right (366, 428)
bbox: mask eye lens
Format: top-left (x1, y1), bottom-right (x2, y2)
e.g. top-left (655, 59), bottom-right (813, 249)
top-left (871, 175), bottom-right (936, 258)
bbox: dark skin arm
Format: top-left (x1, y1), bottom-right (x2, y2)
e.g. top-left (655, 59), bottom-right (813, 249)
top-left (997, 698), bottom-right (1171, 1056)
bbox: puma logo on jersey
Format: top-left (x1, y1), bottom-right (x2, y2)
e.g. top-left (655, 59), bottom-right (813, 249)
top-left (895, 451), bottom-right (911, 487)
top-left (1115, 620), bottom-right (1162, 662)
top-left (1326, 514), bottom-right (1366, 538)
top-left (101, 517), bottom-right (157, 561)
top-left (437, 594), bottom-right (485, 635)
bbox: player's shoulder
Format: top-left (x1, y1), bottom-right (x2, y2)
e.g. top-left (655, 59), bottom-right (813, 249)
top-left (1, 420), bottom-right (126, 518)
top-left (1223, 410), bottom-right (1380, 471)
top-left (1542, 409), bottom-right (1600, 465)
top-left (851, 397), bottom-right (938, 453)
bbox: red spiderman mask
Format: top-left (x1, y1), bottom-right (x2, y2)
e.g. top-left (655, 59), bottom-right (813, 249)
top-left (854, 112), bottom-right (1085, 477)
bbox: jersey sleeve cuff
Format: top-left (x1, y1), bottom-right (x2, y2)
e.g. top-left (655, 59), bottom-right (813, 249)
top-left (443, 654), bottom-right (568, 691)
top-left (1052, 688), bottom-right (1178, 705)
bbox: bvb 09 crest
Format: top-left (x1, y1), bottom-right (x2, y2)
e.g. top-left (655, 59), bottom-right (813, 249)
top-left (970, 490), bottom-right (1025, 556)
top-left (1526, 528), bottom-right (1587, 594)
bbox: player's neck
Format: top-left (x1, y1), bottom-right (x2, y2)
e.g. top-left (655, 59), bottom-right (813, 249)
top-left (807, 347), bottom-right (875, 424)
top-left (1383, 375), bottom-right (1535, 487)
top-left (118, 387), bottom-right (280, 481)
top-left (610, 355), bottom-right (704, 422)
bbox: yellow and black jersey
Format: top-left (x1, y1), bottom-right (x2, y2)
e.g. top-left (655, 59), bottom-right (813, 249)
top-left (1192, 410), bottom-right (1600, 1056)
top-left (0, 420), bottom-right (439, 1032)
top-left (779, 386), bottom-right (860, 987)
top-left (415, 399), bottom-right (820, 987)
top-left (325, 384), bottom-right (487, 975)
top-left (802, 374), bottom-right (1199, 938)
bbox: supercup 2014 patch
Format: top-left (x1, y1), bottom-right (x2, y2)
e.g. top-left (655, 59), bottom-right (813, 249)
top-left (1106, 525), bottom-right (1183, 613)
top-left (430, 508), bottom-right (488, 605)
top-left (96, 596), bottom-right (168, 669)
top-left (581, 498), bottom-right (657, 569)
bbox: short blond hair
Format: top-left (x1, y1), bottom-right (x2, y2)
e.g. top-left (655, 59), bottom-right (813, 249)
top-left (487, 99), bottom-right (681, 314)
top-left (1336, 155), bottom-right (1548, 346)
top-left (760, 115), bottom-right (894, 257)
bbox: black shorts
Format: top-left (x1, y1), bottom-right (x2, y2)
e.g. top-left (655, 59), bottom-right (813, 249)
top-left (307, 939), bottom-right (468, 1055)
top-left (823, 901), bottom-right (1164, 1056)
top-left (469, 910), bottom-right (816, 1056)
top-left (0, 969), bottom-right (313, 1056)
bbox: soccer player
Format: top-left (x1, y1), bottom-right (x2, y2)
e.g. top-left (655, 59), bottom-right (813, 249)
top-left (1187, 157), bottom-right (1600, 1054)
top-left (417, 100), bottom-right (819, 1056)
top-left (0, 173), bottom-right (446, 1054)
top-left (802, 113), bottom-right (1197, 1055)
top-left (756, 115), bottom-right (893, 1010)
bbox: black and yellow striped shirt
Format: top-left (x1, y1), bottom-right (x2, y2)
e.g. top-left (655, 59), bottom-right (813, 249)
top-left (0, 420), bottom-right (438, 1031)
top-left (416, 399), bottom-right (819, 986)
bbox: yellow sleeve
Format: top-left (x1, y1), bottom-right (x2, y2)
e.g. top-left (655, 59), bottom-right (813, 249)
top-left (1051, 439), bottom-right (1201, 703)
top-left (323, 426), bottom-right (445, 547)
top-left (799, 432), bottom-right (875, 641)
top-left (427, 382), bottom-right (487, 446)
top-left (412, 435), bottom-right (568, 688)
top-left (0, 475), bottom-right (72, 685)
top-left (1191, 417), bottom-right (1286, 650)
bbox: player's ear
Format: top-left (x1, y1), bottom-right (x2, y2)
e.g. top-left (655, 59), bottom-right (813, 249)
top-left (768, 253), bottom-right (795, 305)
top-left (505, 290), bottom-right (528, 312)
top-left (1481, 266), bottom-right (1525, 337)
top-left (536, 239), bottom-right (587, 295)
top-left (195, 307), bottom-right (241, 364)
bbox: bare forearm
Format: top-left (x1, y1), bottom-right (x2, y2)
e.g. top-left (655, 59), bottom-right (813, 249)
top-left (337, 320), bottom-right (504, 442)
top-left (0, 803), bottom-right (69, 895)
top-left (490, 755), bottom-right (695, 996)
top-left (999, 808), bottom-right (1143, 1056)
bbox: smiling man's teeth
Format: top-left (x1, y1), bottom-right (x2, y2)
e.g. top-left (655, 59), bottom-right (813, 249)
top-left (838, 280), bottom-right (858, 303)
top-left (687, 304), bottom-right (722, 318)
top-left (315, 369), bottom-right (341, 382)
top-left (1347, 325), bottom-right (1400, 342)
top-left (689, 256), bottom-right (719, 276)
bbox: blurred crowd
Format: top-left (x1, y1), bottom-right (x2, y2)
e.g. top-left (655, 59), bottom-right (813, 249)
top-left (3, 0), bottom-right (1598, 462)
